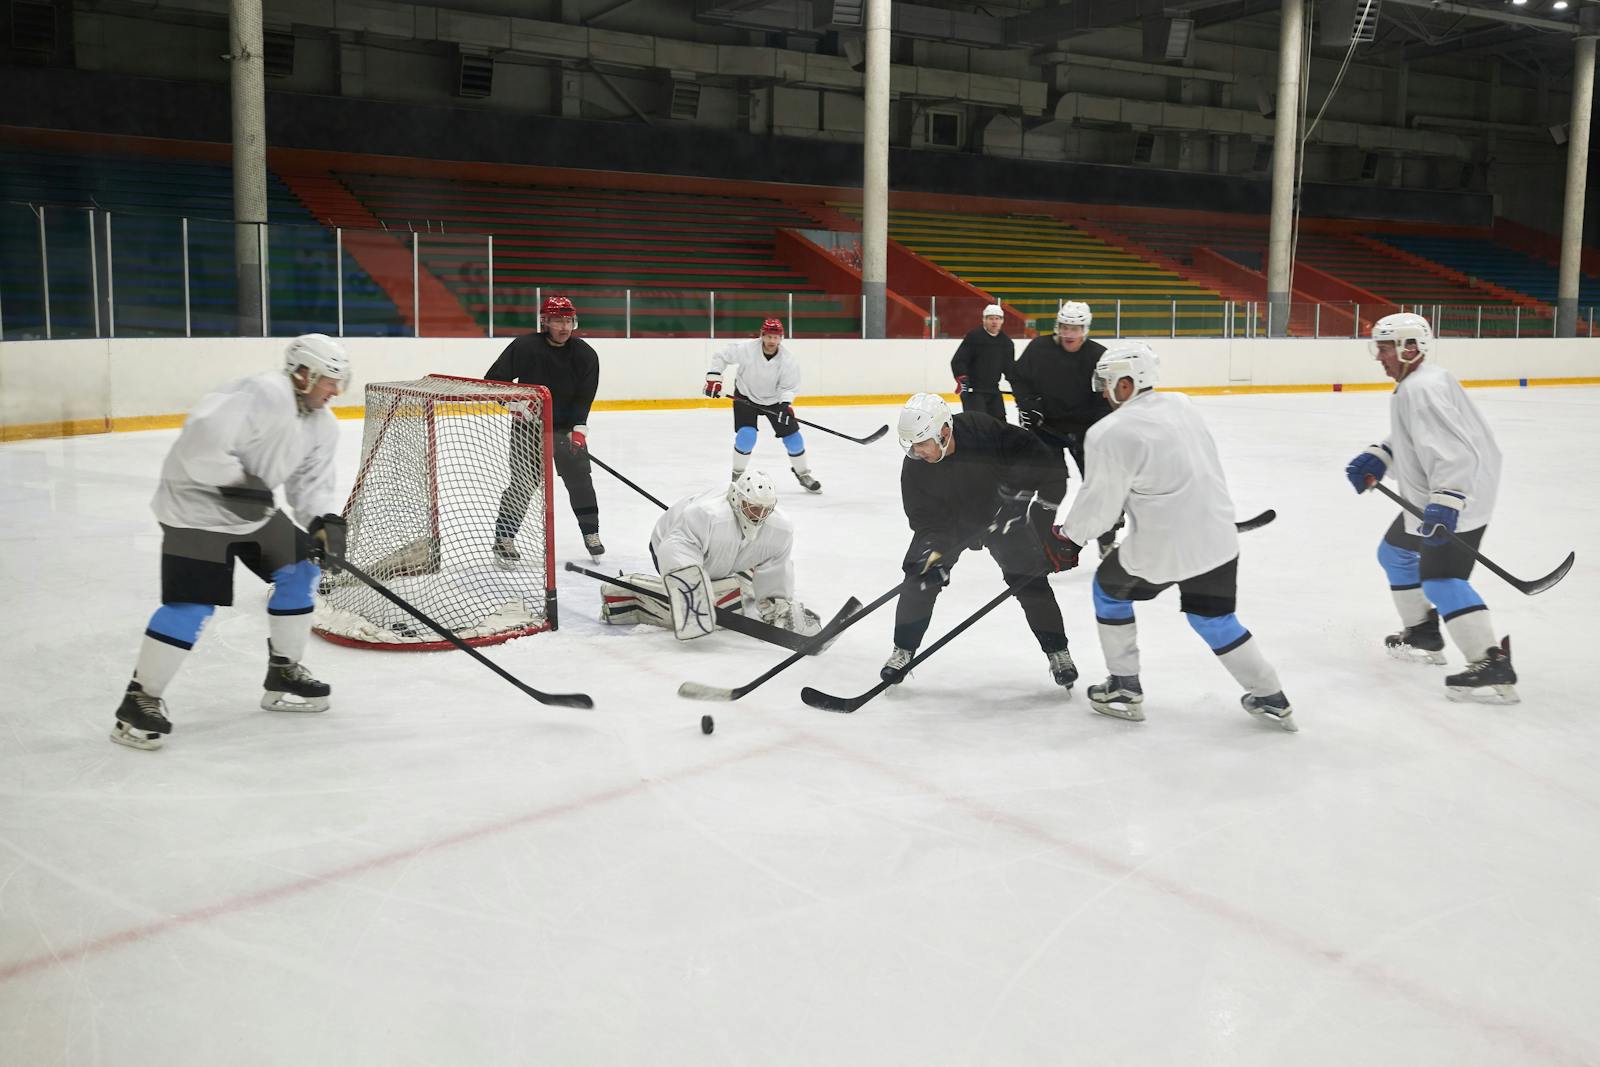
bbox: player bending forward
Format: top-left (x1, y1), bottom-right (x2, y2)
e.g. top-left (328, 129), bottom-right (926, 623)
top-left (600, 469), bottom-right (821, 640)
top-left (1344, 313), bottom-right (1517, 703)
top-left (1056, 342), bottom-right (1296, 730)
top-left (703, 318), bottom-right (822, 492)
top-left (111, 335), bottom-right (351, 750)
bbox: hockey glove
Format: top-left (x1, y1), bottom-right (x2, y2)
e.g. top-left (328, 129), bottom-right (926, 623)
top-left (1345, 443), bottom-right (1391, 494)
top-left (910, 546), bottom-right (951, 592)
top-left (954, 374), bottom-right (972, 394)
top-left (504, 399), bottom-right (537, 423)
top-left (989, 487), bottom-right (1033, 540)
top-left (559, 426), bottom-right (588, 457)
top-left (703, 372), bottom-right (723, 398)
top-left (308, 513), bottom-right (347, 564)
top-left (1017, 407), bottom-right (1045, 433)
top-left (1043, 526), bottom-right (1082, 573)
top-left (216, 483), bottom-right (275, 523)
top-left (1420, 491), bottom-right (1464, 546)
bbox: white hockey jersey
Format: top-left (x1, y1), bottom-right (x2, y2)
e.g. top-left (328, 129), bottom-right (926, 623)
top-left (651, 488), bottom-right (797, 602)
top-left (1061, 390), bottom-right (1240, 584)
top-left (151, 370), bottom-right (341, 535)
top-left (1381, 362), bottom-right (1501, 534)
top-left (708, 340), bottom-right (801, 405)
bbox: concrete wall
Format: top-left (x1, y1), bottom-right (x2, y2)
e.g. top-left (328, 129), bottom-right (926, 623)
top-left (3, 336), bottom-right (1596, 439)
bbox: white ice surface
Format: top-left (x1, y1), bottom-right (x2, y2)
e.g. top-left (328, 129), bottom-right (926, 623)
top-left (2, 388), bottom-right (1599, 1067)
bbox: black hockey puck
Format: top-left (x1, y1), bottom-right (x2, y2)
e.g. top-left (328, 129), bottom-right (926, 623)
top-left (701, 715), bottom-right (715, 735)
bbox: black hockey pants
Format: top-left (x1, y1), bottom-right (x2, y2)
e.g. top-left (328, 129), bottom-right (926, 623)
top-left (497, 421), bottom-right (600, 539)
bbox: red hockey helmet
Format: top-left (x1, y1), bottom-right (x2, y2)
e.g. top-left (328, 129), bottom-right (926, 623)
top-left (760, 317), bottom-right (785, 337)
top-left (542, 295), bottom-right (577, 320)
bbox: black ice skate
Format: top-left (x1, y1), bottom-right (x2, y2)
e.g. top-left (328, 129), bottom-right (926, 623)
top-left (793, 470), bottom-right (822, 494)
top-left (880, 647), bottom-right (914, 684)
top-left (492, 536), bottom-right (522, 563)
top-left (1088, 676), bottom-right (1144, 721)
top-left (583, 532), bottom-right (606, 558)
top-left (1046, 647), bottom-right (1078, 691)
top-left (1242, 690), bottom-right (1298, 732)
top-left (1385, 609), bottom-right (1446, 665)
top-left (262, 643), bottom-right (331, 712)
top-left (110, 681), bottom-right (173, 750)
top-left (1445, 636), bottom-right (1519, 704)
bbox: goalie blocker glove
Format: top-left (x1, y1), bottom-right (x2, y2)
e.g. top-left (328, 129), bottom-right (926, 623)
top-left (309, 513), bottom-right (346, 563)
top-left (1345, 443), bottom-right (1391, 494)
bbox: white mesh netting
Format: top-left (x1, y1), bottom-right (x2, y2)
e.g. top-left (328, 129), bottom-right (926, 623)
top-left (314, 374), bottom-right (556, 650)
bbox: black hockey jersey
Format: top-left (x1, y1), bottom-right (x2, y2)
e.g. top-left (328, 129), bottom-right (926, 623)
top-left (1008, 336), bottom-right (1110, 438)
top-left (484, 332), bottom-right (600, 431)
top-left (950, 327), bottom-right (1015, 391)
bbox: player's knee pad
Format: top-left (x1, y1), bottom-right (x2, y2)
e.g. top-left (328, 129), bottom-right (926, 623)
top-left (1421, 577), bottom-right (1484, 619)
top-left (146, 602), bottom-right (214, 649)
top-left (1377, 538), bottom-right (1420, 588)
top-left (781, 431), bottom-right (806, 456)
top-left (734, 426), bottom-right (758, 454)
top-left (1092, 576), bottom-right (1135, 622)
top-left (1186, 612), bottom-right (1249, 653)
top-left (268, 560), bottom-right (319, 615)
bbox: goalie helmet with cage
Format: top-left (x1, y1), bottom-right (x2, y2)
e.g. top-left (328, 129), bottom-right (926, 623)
top-left (728, 468), bottom-right (779, 537)
top-left (1092, 341), bottom-right (1160, 395)
top-left (1369, 312), bottom-right (1433, 364)
top-left (897, 392), bottom-right (954, 458)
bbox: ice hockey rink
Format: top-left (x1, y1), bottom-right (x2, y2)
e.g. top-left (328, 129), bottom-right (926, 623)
top-left (2, 384), bottom-right (1597, 1067)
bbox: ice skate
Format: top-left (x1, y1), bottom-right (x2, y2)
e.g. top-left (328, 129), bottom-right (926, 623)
top-left (1445, 636), bottom-right (1519, 704)
top-left (110, 681), bottom-right (173, 750)
top-left (1242, 690), bottom-right (1298, 732)
top-left (583, 532), bottom-right (606, 558)
top-left (262, 644), bottom-right (331, 712)
top-left (1386, 609), bottom-right (1446, 665)
top-left (1046, 647), bottom-right (1078, 690)
top-left (793, 470), bottom-right (822, 494)
top-left (880, 647), bottom-right (914, 684)
top-left (1087, 675), bottom-right (1144, 722)
top-left (492, 536), bottom-right (522, 563)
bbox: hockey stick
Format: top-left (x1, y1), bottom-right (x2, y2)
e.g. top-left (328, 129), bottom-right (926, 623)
top-left (796, 510), bottom-right (1276, 713)
top-left (588, 452), bottom-right (668, 510)
top-left (322, 553), bottom-right (594, 708)
top-left (1368, 481), bottom-right (1573, 595)
top-left (731, 396), bottom-right (888, 445)
top-left (678, 578), bottom-right (912, 701)
top-left (564, 562), bottom-right (848, 653)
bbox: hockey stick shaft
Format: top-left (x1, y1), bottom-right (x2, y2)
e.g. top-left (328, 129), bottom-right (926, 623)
top-left (731, 396), bottom-right (888, 445)
top-left (588, 452), bottom-right (668, 510)
top-left (564, 562), bottom-right (819, 652)
top-left (1368, 481), bottom-right (1573, 595)
top-left (323, 553), bottom-right (593, 708)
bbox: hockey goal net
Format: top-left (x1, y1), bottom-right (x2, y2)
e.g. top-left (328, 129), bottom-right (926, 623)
top-left (314, 374), bottom-right (557, 650)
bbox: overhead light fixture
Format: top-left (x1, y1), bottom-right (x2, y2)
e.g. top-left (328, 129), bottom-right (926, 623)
top-left (1509, 0), bottom-right (1527, 7)
top-left (1552, 0), bottom-right (1569, 9)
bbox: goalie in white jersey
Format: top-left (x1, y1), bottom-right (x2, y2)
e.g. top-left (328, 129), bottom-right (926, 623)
top-left (1344, 312), bottom-right (1517, 703)
top-left (600, 470), bottom-right (820, 639)
top-left (110, 335), bottom-right (351, 750)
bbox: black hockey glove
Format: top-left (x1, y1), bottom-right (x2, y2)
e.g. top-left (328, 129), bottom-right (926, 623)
top-left (308, 513), bottom-right (347, 564)
top-left (913, 548), bottom-right (950, 592)
top-left (216, 483), bottom-right (275, 522)
top-left (989, 487), bottom-right (1033, 541)
top-left (1017, 405), bottom-right (1045, 433)
top-left (1042, 527), bottom-right (1082, 573)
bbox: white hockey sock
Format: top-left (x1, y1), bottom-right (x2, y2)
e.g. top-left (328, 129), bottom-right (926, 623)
top-left (268, 613), bottom-right (313, 662)
top-left (1096, 621), bottom-right (1140, 676)
top-left (1444, 609), bottom-right (1497, 661)
top-left (788, 453), bottom-right (812, 475)
top-left (1217, 636), bottom-right (1284, 697)
top-left (1391, 586), bottom-right (1433, 628)
top-left (133, 635), bottom-right (190, 698)
top-left (731, 450), bottom-right (751, 477)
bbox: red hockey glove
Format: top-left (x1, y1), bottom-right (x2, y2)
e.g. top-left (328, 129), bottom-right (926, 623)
top-left (704, 372), bottom-right (723, 398)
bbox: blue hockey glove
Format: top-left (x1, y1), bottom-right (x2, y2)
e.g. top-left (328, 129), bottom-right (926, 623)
top-left (1421, 491), bottom-right (1464, 546)
top-left (1345, 443), bottom-right (1391, 494)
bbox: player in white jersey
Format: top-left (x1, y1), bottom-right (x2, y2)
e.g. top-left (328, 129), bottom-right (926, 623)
top-left (599, 470), bottom-right (820, 640)
top-left (1344, 312), bottom-right (1517, 702)
top-left (703, 318), bottom-right (822, 493)
top-left (1057, 341), bottom-right (1296, 730)
top-left (110, 335), bottom-right (351, 750)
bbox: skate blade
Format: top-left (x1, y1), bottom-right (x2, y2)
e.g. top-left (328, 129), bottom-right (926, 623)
top-left (1090, 700), bottom-right (1144, 722)
top-left (261, 692), bottom-right (330, 713)
top-left (110, 723), bottom-right (164, 750)
top-left (1247, 707), bottom-right (1299, 732)
top-left (1386, 646), bottom-right (1447, 665)
top-left (1446, 683), bottom-right (1520, 705)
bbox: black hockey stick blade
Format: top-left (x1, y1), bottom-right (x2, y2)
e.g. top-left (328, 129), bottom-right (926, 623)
top-left (588, 452), bottom-right (669, 511)
top-left (324, 554), bottom-right (593, 708)
top-left (564, 562), bottom-right (817, 652)
top-left (1369, 481), bottom-right (1574, 595)
top-left (731, 396), bottom-right (888, 445)
top-left (1236, 509), bottom-right (1276, 532)
top-left (677, 593), bottom-right (874, 702)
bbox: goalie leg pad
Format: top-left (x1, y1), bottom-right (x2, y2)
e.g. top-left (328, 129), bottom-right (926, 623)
top-left (601, 574), bottom-right (743, 629)
top-left (666, 565), bottom-right (717, 641)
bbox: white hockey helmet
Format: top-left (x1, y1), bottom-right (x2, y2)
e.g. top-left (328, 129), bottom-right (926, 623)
top-left (728, 469), bottom-right (778, 537)
top-left (1092, 341), bottom-right (1160, 395)
top-left (897, 392), bottom-right (953, 459)
top-left (284, 333), bottom-right (350, 383)
top-left (981, 303), bottom-right (1004, 320)
top-left (1369, 312), bottom-right (1432, 364)
top-left (1056, 301), bottom-right (1093, 330)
